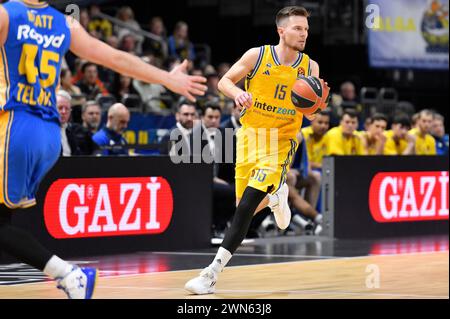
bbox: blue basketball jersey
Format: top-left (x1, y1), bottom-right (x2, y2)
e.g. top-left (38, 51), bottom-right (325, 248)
top-left (0, 0), bottom-right (71, 123)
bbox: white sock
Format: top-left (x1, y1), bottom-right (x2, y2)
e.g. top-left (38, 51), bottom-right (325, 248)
top-left (43, 255), bottom-right (73, 279)
top-left (292, 214), bottom-right (309, 228)
top-left (209, 247), bottom-right (232, 274)
top-left (267, 194), bottom-right (279, 209)
top-left (314, 214), bottom-right (323, 224)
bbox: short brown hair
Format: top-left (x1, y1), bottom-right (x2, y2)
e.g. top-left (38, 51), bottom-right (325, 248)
top-left (276, 6), bottom-right (310, 26)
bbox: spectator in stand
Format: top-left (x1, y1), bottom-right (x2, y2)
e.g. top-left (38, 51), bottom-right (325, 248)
top-left (168, 21), bottom-right (196, 62)
top-left (68, 101), bottom-right (100, 156)
top-left (60, 68), bottom-right (85, 108)
top-left (330, 81), bottom-right (363, 127)
top-left (79, 8), bottom-right (90, 31)
top-left (82, 101), bottom-right (102, 135)
top-left (106, 35), bottom-right (119, 49)
top-left (384, 114), bottom-right (416, 155)
top-left (133, 56), bottom-right (169, 115)
top-left (191, 67), bottom-right (204, 77)
top-left (143, 16), bottom-right (168, 63)
top-left (204, 66), bottom-right (232, 114)
top-left (217, 63), bottom-right (231, 79)
top-left (120, 33), bottom-right (138, 55)
top-left (360, 113), bottom-right (388, 155)
top-left (409, 109), bottom-right (436, 155)
top-left (431, 113), bottom-right (449, 155)
top-left (115, 6), bottom-right (144, 54)
top-left (93, 103), bottom-right (130, 156)
top-left (88, 5), bottom-right (113, 41)
top-left (111, 74), bottom-right (139, 104)
top-left (52, 100), bottom-right (99, 157)
top-left (76, 62), bottom-right (110, 100)
top-left (325, 109), bottom-right (365, 155)
top-left (56, 91), bottom-right (80, 156)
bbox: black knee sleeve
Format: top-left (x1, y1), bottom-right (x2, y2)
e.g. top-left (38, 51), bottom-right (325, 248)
top-left (221, 187), bottom-right (268, 254)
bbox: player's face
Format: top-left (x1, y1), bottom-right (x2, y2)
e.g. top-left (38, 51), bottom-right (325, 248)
top-left (312, 114), bottom-right (330, 136)
top-left (392, 123), bottom-right (408, 139)
top-left (279, 16), bottom-right (309, 51)
top-left (369, 120), bottom-right (387, 137)
top-left (341, 115), bottom-right (358, 135)
top-left (418, 114), bottom-right (433, 134)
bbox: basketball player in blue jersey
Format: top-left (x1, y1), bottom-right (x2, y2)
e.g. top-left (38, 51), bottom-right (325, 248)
top-left (0, 0), bottom-right (206, 299)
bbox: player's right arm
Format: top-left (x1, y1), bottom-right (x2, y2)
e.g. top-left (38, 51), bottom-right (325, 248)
top-left (218, 47), bottom-right (260, 109)
top-left (67, 17), bottom-right (206, 102)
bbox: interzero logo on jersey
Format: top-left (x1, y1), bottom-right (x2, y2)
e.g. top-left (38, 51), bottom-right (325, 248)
top-left (369, 171), bottom-right (449, 223)
top-left (44, 177), bottom-right (173, 238)
top-left (253, 98), bottom-right (297, 116)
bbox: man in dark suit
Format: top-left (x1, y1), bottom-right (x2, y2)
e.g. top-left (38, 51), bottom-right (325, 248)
top-left (57, 90), bottom-right (81, 156)
top-left (57, 91), bottom-right (99, 156)
top-left (219, 103), bottom-right (268, 238)
top-left (160, 98), bottom-right (196, 161)
top-left (191, 102), bottom-right (236, 240)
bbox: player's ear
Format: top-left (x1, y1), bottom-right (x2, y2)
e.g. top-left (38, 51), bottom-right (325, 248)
top-left (277, 26), bottom-right (284, 37)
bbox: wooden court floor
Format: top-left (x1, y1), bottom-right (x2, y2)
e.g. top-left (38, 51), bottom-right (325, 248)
top-left (0, 251), bottom-right (447, 299)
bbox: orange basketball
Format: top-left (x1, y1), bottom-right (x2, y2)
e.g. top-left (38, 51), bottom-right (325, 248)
top-left (291, 76), bottom-right (330, 115)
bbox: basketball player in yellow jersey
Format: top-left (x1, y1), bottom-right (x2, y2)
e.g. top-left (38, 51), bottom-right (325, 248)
top-left (185, 6), bottom-right (328, 295)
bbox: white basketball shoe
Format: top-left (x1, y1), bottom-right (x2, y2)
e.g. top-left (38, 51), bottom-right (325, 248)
top-left (271, 183), bottom-right (291, 230)
top-left (185, 266), bottom-right (217, 295)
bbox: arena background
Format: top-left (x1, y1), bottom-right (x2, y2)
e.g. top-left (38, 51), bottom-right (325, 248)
top-left (0, 0), bottom-right (448, 301)
top-left (45, 0), bottom-right (449, 126)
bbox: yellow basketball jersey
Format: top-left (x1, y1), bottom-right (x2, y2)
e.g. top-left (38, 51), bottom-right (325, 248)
top-left (301, 126), bottom-right (328, 165)
top-left (384, 130), bottom-right (408, 155)
top-left (409, 128), bottom-right (437, 155)
top-left (242, 45), bottom-right (311, 139)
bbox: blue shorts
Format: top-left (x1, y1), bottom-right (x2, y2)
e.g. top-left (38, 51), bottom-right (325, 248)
top-left (0, 110), bottom-right (60, 208)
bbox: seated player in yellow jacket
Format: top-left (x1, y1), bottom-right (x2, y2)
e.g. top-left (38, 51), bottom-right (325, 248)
top-left (360, 113), bottom-right (388, 155)
top-left (301, 110), bottom-right (330, 169)
top-left (384, 114), bottom-right (416, 155)
top-left (325, 109), bottom-right (366, 156)
top-left (409, 109), bottom-right (436, 155)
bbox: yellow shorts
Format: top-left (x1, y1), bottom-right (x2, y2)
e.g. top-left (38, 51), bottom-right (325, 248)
top-left (235, 128), bottom-right (298, 199)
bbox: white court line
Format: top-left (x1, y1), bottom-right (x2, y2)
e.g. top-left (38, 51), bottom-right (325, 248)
top-left (94, 285), bottom-right (448, 299)
top-left (151, 251), bottom-right (338, 259)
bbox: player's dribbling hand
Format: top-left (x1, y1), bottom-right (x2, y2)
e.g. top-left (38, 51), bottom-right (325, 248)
top-left (235, 91), bottom-right (253, 110)
top-left (168, 60), bottom-right (207, 102)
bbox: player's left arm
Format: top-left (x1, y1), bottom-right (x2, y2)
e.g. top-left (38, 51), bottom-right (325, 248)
top-left (0, 5), bottom-right (9, 47)
top-left (310, 59), bottom-right (319, 78)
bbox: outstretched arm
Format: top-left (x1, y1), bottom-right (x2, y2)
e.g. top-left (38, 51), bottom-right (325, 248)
top-left (67, 17), bottom-right (206, 101)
